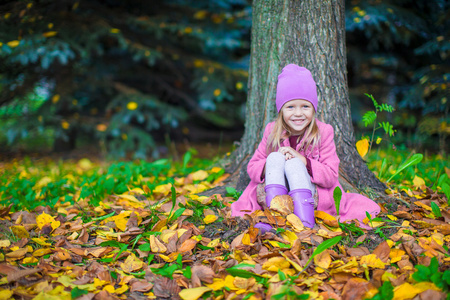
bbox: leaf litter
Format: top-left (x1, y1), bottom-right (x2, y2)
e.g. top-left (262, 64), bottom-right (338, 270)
top-left (0, 158), bottom-right (449, 300)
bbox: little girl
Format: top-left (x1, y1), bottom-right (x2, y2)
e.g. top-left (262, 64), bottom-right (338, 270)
top-left (231, 64), bottom-right (380, 231)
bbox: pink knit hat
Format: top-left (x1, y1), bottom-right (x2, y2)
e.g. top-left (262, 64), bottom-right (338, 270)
top-left (275, 64), bottom-right (318, 113)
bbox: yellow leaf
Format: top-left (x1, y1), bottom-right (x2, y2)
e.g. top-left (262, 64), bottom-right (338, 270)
top-left (153, 183), bottom-right (172, 195)
top-left (356, 139), bottom-right (369, 158)
top-left (120, 253), bottom-right (144, 273)
top-left (314, 250), bottom-right (331, 270)
top-left (179, 286), bottom-right (213, 300)
top-left (34, 176), bottom-right (52, 189)
top-left (241, 233), bottom-right (251, 246)
top-left (203, 215), bottom-right (217, 224)
top-left (22, 256), bottom-right (38, 264)
top-left (7, 40), bottom-right (20, 48)
top-left (0, 240), bottom-right (10, 248)
top-left (191, 170), bottom-right (209, 181)
top-left (413, 175), bottom-right (426, 188)
top-left (9, 226), bottom-right (29, 239)
top-left (36, 212), bottom-right (55, 230)
top-left (279, 251), bottom-right (302, 272)
top-left (114, 213), bottom-right (129, 231)
top-left (360, 254), bottom-right (386, 269)
top-left (42, 31), bottom-right (57, 37)
top-left (103, 285), bottom-right (115, 293)
top-left (193, 10), bottom-right (207, 20)
top-left (389, 249), bottom-right (405, 264)
top-left (159, 253), bottom-right (179, 263)
top-left (286, 214), bottom-right (304, 232)
top-left (33, 248), bottom-right (53, 257)
top-left (262, 256), bottom-right (290, 272)
top-left (207, 238), bottom-right (220, 248)
top-left (387, 215), bottom-right (398, 221)
top-left (160, 230), bottom-right (177, 243)
top-left (110, 28), bottom-right (120, 33)
top-left (149, 235), bottom-right (167, 253)
top-left (376, 137), bottom-right (382, 144)
top-left (127, 101), bottom-right (138, 110)
top-left (0, 288), bottom-right (14, 300)
top-left (393, 282), bottom-right (440, 300)
top-left (280, 230), bottom-right (298, 246)
top-left (115, 285), bottom-right (128, 294)
top-left (5, 248), bottom-right (27, 258)
top-left (205, 278), bottom-right (225, 291)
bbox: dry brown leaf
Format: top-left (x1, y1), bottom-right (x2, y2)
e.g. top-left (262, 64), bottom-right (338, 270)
top-left (7, 267), bottom-right (42, 283)
top-left (270, 195), bottom-right (294, 215)
top-left (130, 280), bottom-right (154, 292)
top-left (372, 241), bottom-right (390, 263)
top-left (341, 277), bottom-right (372, 300)
top-left (153, 276), bottom-right (181, 299)
top-left (191, 265), bottom-right (215, 287)
top-left (178, 239), bottom-right (198, 253)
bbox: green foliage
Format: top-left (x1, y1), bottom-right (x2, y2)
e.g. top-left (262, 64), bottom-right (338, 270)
top-left (151, 253), bottom-right (190, 280)
top-left (225, 186), bottom-right (241, 200)
top-left (412, 257), bottom-right (450, 293)
top-left (0, 151), bottom-right (217, 211)
top-left (348, 0), bottom-right (449, 152)
top-left (303, 236), bottom-right (342, 272)
top-left (71, 287), bottom-right (89, 299)
top-left (0, 0), bottom-right (250, 157)
top-left (431, 201), bottom-right (442, 218)
top-left (361, 94), bottom-right (396, 153)
top-left (366, 280), bottom-right (394, 300)
top-left (333, 186), bottom-right (342, 216)
top-left (386, 153), bottom-right (423, 183)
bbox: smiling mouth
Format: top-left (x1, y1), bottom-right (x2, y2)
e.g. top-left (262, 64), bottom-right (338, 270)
top-left (292, 120), bottom-right (304, 125)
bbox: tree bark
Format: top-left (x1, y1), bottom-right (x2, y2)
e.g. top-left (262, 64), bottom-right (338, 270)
top-left (232, 0), bottom-right (385, 192)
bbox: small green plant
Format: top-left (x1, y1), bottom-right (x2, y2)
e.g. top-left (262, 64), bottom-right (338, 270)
top-left (412, 257), bottom-right (450, 293)
top-left (333, 186), bottom-right (342, 216)
top-left (150, 254), bottom-right (191, 280)
top-left (225, 186), bottom-right (242, 200)
top-left (361, 93), bottom-right (396, 154)
top-left (366, 280), bottom-right (394, 300)
top-left (271, 270), bottom-right (309, 300)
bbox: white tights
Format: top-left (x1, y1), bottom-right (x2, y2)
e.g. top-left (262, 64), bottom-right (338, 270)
top-left (265, 152), bottom-right (316, 195)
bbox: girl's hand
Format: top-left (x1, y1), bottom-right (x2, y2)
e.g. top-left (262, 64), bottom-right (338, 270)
top-left (278, 147), bottom-right (306, 164)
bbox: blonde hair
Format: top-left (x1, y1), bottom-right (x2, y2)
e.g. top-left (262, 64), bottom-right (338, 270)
top-left (266, 111), bottom-right (320, 155)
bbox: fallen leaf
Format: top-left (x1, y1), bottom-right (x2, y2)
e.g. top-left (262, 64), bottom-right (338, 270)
top-left (150, 235), bottom-right (167, 253)
top-left (120, 253), bottom-right (143, 273)
top-left (179, 286), bottom-right (212, 300)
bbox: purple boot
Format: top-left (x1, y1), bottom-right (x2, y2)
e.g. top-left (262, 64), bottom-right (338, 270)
top-left (255, 184), bottom-right (288, 234)
top-left (289, 189), bottom-right (315, 228)
top-left (264, 184), bottom-right (288, 207)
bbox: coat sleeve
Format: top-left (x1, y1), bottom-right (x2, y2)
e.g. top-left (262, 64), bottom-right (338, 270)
top-left (246, 123), bottom-right (272, 184)
top-left (309, 124), bottom-right (340, 189)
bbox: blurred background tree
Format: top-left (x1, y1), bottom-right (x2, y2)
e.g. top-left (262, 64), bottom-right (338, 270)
top-left (0, 0), bottom-right (448, 158)
top-left (0, 0), bottom-right (251, 158)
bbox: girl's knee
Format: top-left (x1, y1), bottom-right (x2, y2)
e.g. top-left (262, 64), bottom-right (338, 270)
top-left (285, 158), bottom-right (307, 175)
top-left (267, 152), bottom-right (285, 165)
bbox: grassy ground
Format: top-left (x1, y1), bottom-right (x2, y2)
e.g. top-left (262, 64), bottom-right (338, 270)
top-left (0, 147), bottom-right (449, 299)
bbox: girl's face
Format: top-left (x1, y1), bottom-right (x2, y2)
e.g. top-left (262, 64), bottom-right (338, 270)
top-left (281, 99), bottom-right (314, 135)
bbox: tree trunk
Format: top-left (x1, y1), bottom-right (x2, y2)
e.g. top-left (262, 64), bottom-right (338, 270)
top-left (232, 0), bottom-right (385, 192)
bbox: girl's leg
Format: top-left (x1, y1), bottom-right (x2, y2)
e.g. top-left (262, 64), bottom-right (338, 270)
top-left (255, 152), bottom-right (288, 234)
top-left (265, 152), bottom-right (287, 186)
top-left (284, 158), bottom-right (315, 194)
top-left (285, 158), bottom-right (316, 228)
top-left (264, 152), bottom-right (288, 207)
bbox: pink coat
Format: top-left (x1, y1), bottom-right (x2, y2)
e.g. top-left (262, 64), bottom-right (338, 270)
top-left (231, 120), bottom-right (380, 227)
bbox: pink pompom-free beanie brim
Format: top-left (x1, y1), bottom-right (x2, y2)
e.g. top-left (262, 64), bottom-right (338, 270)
top-left (275, 64), bottom-right (318, 113)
